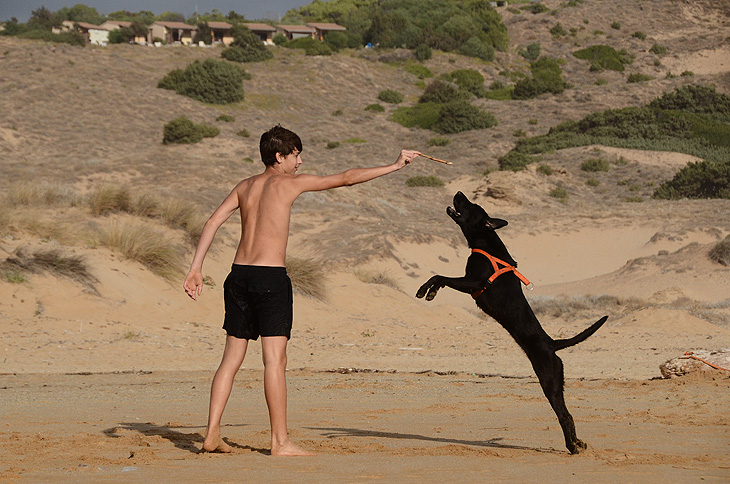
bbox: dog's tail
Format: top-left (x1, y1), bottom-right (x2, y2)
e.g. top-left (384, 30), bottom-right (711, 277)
top-left (553, 316), bottom-right (608, 351)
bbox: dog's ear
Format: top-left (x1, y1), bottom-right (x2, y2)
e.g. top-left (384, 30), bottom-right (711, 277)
top-left (486, 217), bottom-right (508, 230)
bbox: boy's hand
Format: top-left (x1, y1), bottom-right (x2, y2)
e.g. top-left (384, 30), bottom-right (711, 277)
top-left (184, 269), bottom-right (204, 301)
top-left (395, 149), bottom-right (421, 169)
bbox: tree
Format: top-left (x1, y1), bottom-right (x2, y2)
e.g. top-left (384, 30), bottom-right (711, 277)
top-left (57, 4), bottom-right (105, 25)
top-left (193, 22), bottom-right (212, 44)
top-left (27, 6), bottom-right (61, 30)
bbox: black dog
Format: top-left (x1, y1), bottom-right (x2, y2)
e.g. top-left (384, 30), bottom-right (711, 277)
top-left (416, 191), bottom-right (607, 454)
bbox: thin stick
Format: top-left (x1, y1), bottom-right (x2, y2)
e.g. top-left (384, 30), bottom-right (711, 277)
top-left (419, 153), bottom-right (453, 165)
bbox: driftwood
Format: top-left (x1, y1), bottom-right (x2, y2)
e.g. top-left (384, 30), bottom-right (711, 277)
top-left (659, 349), bottom-right (730, 378)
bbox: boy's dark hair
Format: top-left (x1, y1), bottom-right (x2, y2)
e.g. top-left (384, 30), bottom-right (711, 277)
top-left (259, 125), bottom-right (303, 166)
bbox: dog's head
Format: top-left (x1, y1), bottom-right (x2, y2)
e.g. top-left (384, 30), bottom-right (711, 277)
top-left (447, 191), bottom-right (508, 242)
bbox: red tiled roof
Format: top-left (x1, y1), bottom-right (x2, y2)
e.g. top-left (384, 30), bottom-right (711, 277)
top-left (207, 21), bottom-right (232, 29)
top-left (154, 21), bottom-right (197, 30)
top-left (243, 22), bottom-right (276, 32)
top-left (307, 22), bottom-right (346, 31)
top-left (103, 20), bottom-right (132, 28)
top-left (77, 22), bottom-right (106, 30)
top-left (277, 24), bottom-right (315, 33)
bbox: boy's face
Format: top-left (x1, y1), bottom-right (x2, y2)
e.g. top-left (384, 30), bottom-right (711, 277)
top-left (277, 150), bottom-right (303, 174)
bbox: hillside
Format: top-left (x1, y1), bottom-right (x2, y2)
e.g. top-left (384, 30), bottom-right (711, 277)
top-left (1, 0), bottom-right (729, 378)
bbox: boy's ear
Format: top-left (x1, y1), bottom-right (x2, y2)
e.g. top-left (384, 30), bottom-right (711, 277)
top-left (275, 152), bottom-right (284, 164)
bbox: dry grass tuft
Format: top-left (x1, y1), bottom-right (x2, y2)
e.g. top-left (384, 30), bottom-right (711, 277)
top-left (88, 185), bottom-right (132, 216)
top-left (286, 256), bottom-right (327, 300)
top-left (6, 181), bottom-right (78, 208)
top-left (354, 268), bottom-right (401, 290)
top-left (528, 294), bottom-right (644, 320)
top-left (92, 219), bottom-right (184, 280)
top-left (157, 199), bottom-right (206, 245)
top-left (709, 236), bottom-right (730, 266)
top-left (0, 247), bottom-right (97, 290)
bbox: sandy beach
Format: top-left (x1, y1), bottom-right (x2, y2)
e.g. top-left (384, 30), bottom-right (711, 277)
top-left (2, 0), bottom-right (730, 481)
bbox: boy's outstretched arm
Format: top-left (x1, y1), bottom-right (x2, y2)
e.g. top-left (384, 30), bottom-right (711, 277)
top-left (183, 188), bottom-right (240, 300)
top-left (293, 149), bottom-right (421, 193)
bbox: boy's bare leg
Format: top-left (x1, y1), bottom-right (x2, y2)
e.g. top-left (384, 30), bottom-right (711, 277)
top-left (261, 336), bottom-right (315, 456)
top-left (203, 335), bottom-right (248, 452)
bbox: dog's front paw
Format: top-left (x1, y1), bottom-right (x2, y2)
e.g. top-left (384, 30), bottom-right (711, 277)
top-left (416, 276), bottom-right (441, 301)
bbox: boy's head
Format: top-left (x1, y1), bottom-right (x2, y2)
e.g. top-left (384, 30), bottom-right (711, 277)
top-left (260, 125), bottom-right (302, 166)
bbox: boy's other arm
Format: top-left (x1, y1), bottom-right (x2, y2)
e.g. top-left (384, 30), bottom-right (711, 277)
top-left (183, 188), bottom-right (240, 300)
top-left (293, 149), bottom-right (421, 193)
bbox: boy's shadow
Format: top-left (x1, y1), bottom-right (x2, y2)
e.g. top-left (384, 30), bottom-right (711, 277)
top-left (102, 422), bottom-right (269, 455)
top-left (307, 427), bottom-right (560, 454)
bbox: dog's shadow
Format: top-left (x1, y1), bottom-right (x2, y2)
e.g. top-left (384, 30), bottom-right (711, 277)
top-left (102, 422), bottom-right (269, 455)
top-left (307, 427), bottom-right (561, 454)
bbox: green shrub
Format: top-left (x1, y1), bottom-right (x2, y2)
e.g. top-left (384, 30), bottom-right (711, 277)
top-left (427, 137), bottom-right (450, 147)
top-left (216, 114), bottom-right (235, 122)
top-left (222, 45), bottom-right (271, 63)
top-left (513, 56), bottom-right (567, 99)
top-left (432, 100), bottom-right (497, 134)
top-left (344, 138), bottom-right (367, 143)
top-left (649, 43), bottom-right (667, 55)
top-left (526, 3), bottom-right (549, 14)
top-left (709, 236), bottom-right (730, 266)
top-left (580, 158), bottom-right (610, 172)
top-left (108, 29), bottom-right (126, 44)
top-left (306, 41), bottom-right (333, 56)
top-left (237, 128), bottom-right (250, 137)
top-left (519, 42), bottom-right (541, 62)
top-left (648, 85), bottom-right (730, 122)
top-left (158, 59), bottom-right (245, 104)
top-left (18, 29), bottom-right (86, 47)
top-left (627, 73), bottom-right (654, 83)
top-left (223, 24), bottom-right (273, 62)
top-left (273, 33), bottom-right (287, 45)
top-left (586, 177), bottom-right (600, 186)
top-left (632, 31), bottom-right (647, 40)
top-left (405, 175), bottom-right (444, 187)
top-left (445, 69), bottom-right (487, 98)
top-left (405, 63), bottom-right (433, 79)
top-left (414, 43), bottom-right (432, 61)
top-left (537, 163), bottom-right (553, 175)
top-left (419, 80), bottom-right (468, 104)
top-left (498, 151), bottom-right (539, 171)
top-left (549, 187), bottom-right (568, 201)
top-left (285, 36), bottom-right (317, 49)
top-left (611, 21), bottom-right (621, 30)
top-left (326, 141), bottom-right (340, 149)
top-left (624, 196), bottom-right (644, 203)
top-left (653, 159), bottom-right (730, 199)
top-left (458, 36), bottom-right (495, 61)
top-left (392, 102), bottom-right (442, 130)
top-left (550, 23), bottom-right (568, 37)
top-left (681, 70), bottom-right (695, 77)
top-left (573, 45), bottom-right (633, 72)
top-left (378, 89), bottom-right (404, 104)
top-left (324, 31), bottom-right (347, 51)
top-left (485, 86), bottom-right (513, 100)
top-left (163, 117), bottom-right (220, 144)
top-left (365, 103), bottom-right (385, 112)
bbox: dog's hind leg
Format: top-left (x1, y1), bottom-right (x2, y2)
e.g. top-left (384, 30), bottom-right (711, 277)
top-left (527, 348), bottom-right (586, 454)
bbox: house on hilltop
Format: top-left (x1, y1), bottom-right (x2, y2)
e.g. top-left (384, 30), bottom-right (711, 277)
top-left (307, 22), bottom-right (346, 41)
top-left (99, 20), bottom-right (147, 44)
top-left (243, 23), bottom-right (277, 44)
top-left (53, 20), bottom-right (109, 45)
top-left (276, 24), bottom-right (315, 41)
top-left (149, 21), bottom-right (196, 45)
top-left (207, 21), bottom-right (234, 45)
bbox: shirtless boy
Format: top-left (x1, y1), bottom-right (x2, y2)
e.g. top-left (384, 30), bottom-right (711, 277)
top-left (183, 125), bottom-right (420, 455)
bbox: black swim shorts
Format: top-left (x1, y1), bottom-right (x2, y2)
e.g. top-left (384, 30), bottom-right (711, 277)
top-left (222, 264), bottom-right (293, 340)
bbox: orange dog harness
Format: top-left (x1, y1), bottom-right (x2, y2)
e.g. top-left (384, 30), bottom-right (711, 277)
top-left (470, 248), bottom-right (532, 299)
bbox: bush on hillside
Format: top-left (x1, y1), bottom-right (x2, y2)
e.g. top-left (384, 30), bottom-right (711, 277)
top-left (513, 56), bottom-right (567, 99)
top-left (458, 36), bottom-right (495, 61)
top-left (392, 102), bottom-right (442, 130)
top-left (306, 41), bottom-right (334, 56)
top-left (414, 43), bottom-right (432, 61)
top-left (405, 175), bottom-right (444, 187)
top-left (519, 42), bottom-right (541, 62)
top-left (222, 24), bottom-right (273, 62)
top-left (158, 59), bottom-right (245, 104)
top-left (627, 73), bottom-right (654, 83)
top-left (573, 45), bottom-right (633, 72)
top-left (163, 117), bottom-right (220, 144)
top-left (419, 80), bottom-right (468, 104)
top-left (432, 100), bottom-right (496, 134)
top-left (653, 160), bottom-right (730, 200)
top-left (444, 69), bottom-right (487, 98)
top-left (649, 85), bottom-right (730, 122)
top-left (17, 29), bottom-right (86, 46)
top-left (709, 236), bottom-right (730, 266)
top-left (378, 89), bottom-right (404, 104)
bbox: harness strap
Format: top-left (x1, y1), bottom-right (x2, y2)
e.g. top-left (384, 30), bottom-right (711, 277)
top-left (470, 248), bottom-right (531, 299)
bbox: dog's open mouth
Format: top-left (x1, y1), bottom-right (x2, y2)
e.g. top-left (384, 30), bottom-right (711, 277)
top-left (447, 206), bottom-right (460, 218)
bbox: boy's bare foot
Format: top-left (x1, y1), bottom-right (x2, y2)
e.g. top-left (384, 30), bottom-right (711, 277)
top-left (271, 440), bottom-right (315, 456)
top-left (202, 429), bottom-right (232, 453)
